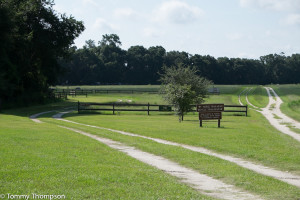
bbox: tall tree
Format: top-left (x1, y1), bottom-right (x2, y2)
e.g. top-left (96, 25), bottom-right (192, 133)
top-left (95, 34), bottom-right (126, 84)
top-left (0, 0), bottom-right (84, 107)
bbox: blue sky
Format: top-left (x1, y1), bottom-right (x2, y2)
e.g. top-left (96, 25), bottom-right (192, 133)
top-left (54, 0), bottom-right (300, 59)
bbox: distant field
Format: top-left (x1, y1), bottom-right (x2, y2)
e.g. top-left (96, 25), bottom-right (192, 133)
top-left (53, 85), bottom-right (160, 91)
top-left (1, 84), bottom-right (300, 199)
top-left (56, 85), bottom-right (243, 105)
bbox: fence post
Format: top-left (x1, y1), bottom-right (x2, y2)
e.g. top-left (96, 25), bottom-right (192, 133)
top-left (148, 103), bottom-right (150, 115)
top-left (113, 104), bottom-right (115, 115)
top-left (78, 101), bottom-right (80, 113)
top-left (246, 105), bottom-right (248, 116)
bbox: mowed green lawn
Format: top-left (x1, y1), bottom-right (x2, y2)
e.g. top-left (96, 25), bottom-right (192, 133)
top-left (2, 85), bottom-right (300, 199)
top-left (0, 107), bottom-right (214, 200)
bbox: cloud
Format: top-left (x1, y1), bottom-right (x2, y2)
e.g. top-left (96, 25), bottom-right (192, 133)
top-left (227, 33), bottom-right (243, 40)
top-left (265, 30), bottom-right (271, 36)
top-left (114, 8), bottom-right (136, 18)
top-left (284, 14), bottom-right (300, 25)
top-left (239, 0), bottom-right (300, 12)
top-left (154, 0), bottom-right (204, 24)
top-left (92, 18), bottom-right (117, 32)
top-left (143, 27), bottom-right (164, 37)
top-left (82, 0), bottom-right (98, 7)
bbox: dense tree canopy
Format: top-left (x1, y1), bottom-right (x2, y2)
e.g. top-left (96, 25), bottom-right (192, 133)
top-left (0, 0), bottom-right (84, 107)
top-left (58, 34), bottom-right (300, 86)
top-left (160, 65), bottom-right (212, 121)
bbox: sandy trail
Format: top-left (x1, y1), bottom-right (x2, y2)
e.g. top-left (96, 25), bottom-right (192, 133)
top-left (47, 111), bottom-right (300, 188)
top-left (238, 88), bottom-right (248, 106)
top-left (58, 125), bottom-right (261, 200)
top-left (29, 111), bottom-right (55, 123)
top-left (239, 87), bottom-right (300, 143)
top-left (264, 87), bottom-right (300, 129)
top-left (259, 87), bottom-right (300, 142)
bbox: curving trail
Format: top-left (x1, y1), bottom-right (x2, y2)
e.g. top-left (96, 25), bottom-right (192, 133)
top-left (49, 110), bottom-right (300, 188)
top-left (59, 125), bottom-right (261, 200)
top-left (240, 87), bottom-right (300, 143)
top-left (265, 87), bottom-right (300, 129)
top-left (259, 87), bottom-right (300, 142)
top-left (245, 88), bottom-right (259, 109)
top-left (238, 88), bottom-right (248, 106)
top-left (29, 111), bottom-right (55, 123)
top-left (31, 110), bottom-right (263, 199)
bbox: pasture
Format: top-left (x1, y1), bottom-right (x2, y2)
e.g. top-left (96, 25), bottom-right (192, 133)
top-left (1, 85), bottom-right (300, 199)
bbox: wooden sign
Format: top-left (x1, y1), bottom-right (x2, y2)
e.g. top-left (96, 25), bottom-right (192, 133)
top-left (197, 104), bottom-right (224, 128)
top-left (199, 112), bottom-right (222, 120)
top-left (197, 104), bottom-right (224, 112)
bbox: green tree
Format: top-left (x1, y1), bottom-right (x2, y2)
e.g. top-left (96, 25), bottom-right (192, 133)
top-left (0, 0), bottom-right (84, 107)
top-left (160, 65), bottom-right (212, 122)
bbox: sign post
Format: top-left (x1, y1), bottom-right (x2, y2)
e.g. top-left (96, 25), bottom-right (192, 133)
top-left (197, 104), bottom-right (224, 128)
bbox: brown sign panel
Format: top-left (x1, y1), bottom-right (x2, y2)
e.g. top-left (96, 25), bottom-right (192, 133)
top-left (199, 112), bottom-right (222, 120)
top-left (197, 104), bottom-right (224, 112)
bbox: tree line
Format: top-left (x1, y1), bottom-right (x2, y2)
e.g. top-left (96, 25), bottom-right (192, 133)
top-left (59, 34), bottom-right (300, 86)
top-left (1, 0), bottom-right (299, 109)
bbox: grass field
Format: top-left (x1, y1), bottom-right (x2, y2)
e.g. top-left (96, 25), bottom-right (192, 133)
top-left (1, 84), bottom-right (300, 199)
top-left (271, 84), bottom-right (300, 122)
top-left (246, 86), bottom-right (269, 108)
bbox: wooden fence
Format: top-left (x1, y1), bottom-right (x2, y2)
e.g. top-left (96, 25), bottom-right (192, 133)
top-left (54, 91), bottom-right (88, 98)
top-left (78, 102), bottom-right (248, 116)
top-left (51, 88), bottom-right (220, 95)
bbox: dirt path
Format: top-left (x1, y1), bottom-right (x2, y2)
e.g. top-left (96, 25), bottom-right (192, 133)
top-left (48, 111), bottom-right (300, 188)
top-left (238, 88), bottom-right (248, 106)
top-left (29, 111), bottom-right (55, 123)
top-left (58, 125), bottom-right (261, 200)
top-left (243, 87), bottom-right (300, 143)
top-left (245, 88), bottom-right (259, 109)
top-left (264, 87), bottom-right (300, 129)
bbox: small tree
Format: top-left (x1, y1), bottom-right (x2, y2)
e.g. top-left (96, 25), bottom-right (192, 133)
top-left (160, 64), bottom-right (212, 122)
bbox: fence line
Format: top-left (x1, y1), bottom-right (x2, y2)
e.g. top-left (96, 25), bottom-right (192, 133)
top-left (78, 102), bottom-right (248, 116)
top-left (51, 88), bottom-right (220, 95)
top-left (54, 91), bottom-right (88, 98)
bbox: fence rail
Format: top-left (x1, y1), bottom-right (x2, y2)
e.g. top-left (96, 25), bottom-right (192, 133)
top-left (54, 91), bottom-right (88, 97)
top-left (51, 88), bottom-right (220, 95)
top-left (78, 102), bottom-right (248, 116)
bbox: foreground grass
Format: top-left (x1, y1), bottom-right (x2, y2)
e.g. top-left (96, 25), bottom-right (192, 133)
top-left (61, 108), bottom-right (300, 175)
top-left (44, 115), bottom-right (300, 200)
top-left (2, 84), bottom-right (300, 199)
top-left (0, 109), bottom-right (214, 200)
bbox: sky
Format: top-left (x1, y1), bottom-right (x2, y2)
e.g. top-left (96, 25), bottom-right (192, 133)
top-left (54, 0), bottom-right (300, 59)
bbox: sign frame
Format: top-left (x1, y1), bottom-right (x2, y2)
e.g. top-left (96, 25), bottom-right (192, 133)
top-left (197, 104), bottom-right (224, 128)
top-left (196, 104), bottom-right (224, 112)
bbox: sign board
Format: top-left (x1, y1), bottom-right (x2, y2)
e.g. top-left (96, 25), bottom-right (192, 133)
top-left (199, 112), bottom-right (222, 120)
top-left (159, 105), bottom-right (172, 111)
top-left (197, 104), bottom-right (224, 112)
